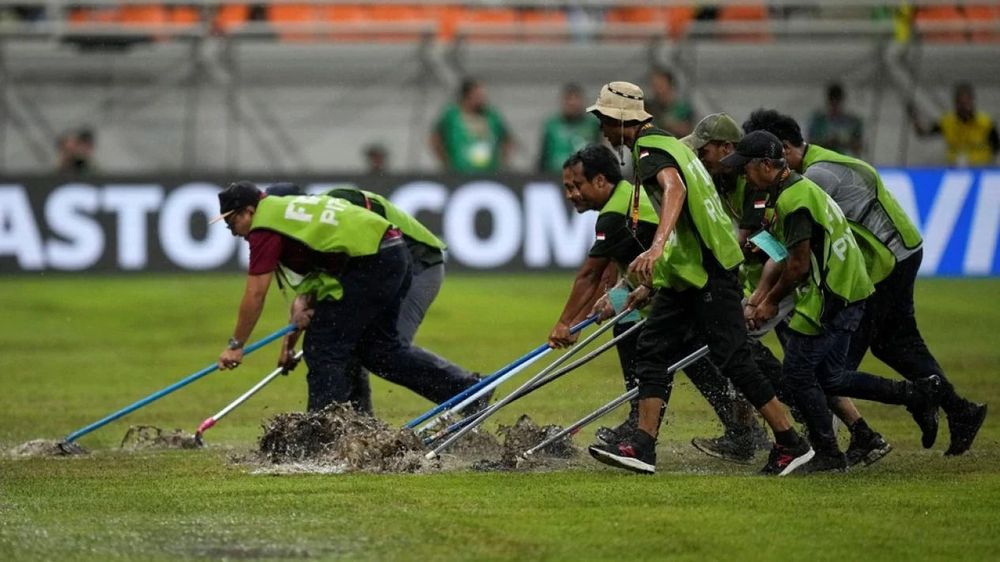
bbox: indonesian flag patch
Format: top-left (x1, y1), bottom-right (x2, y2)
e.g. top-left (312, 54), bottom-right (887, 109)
top-left (596, 232), bottom-right (606, 241)
top-left (754, 198), bottom-right (767, 209)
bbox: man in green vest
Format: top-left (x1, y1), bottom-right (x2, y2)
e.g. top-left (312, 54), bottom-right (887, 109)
top-left (549, 145), bottom-right (769, 457)
top-left (725, 131), bottom-right (943, 472)
top-left (583, 81), bottom-right (814, 476)
top-left (684, 114), bottom-right (893, 468)
top-left (743, 109), bottom-right (987, 456)
top-left (263, 183), bottom-right (470, 416)
top-left (213, 181), bottom-right (482, 414)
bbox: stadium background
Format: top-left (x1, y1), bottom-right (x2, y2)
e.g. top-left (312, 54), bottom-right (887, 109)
top-left (1, 1), bottom-right (997, 277)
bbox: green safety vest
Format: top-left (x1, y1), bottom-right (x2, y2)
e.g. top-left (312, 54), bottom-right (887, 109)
top-left (600, 179), bottom-right (658, 318)
top-left (327, 188), bottom-right (446, 251)
top-left (601, 178), bottom-right (658, 284)
top-left (802, 144), bottom-right (923, 283)
top-left (251, 194), bottom-right (393, 301)
top-left (713, 173), bottom-right (761, 297)
top-left (773, 176), bottom-right (875, 335)
top-left (719, 174), bottom-right (748, 224)
top-left (602, 178), bottom-right (659, 225)
top-left (633, 133), bottom-right (744, 291)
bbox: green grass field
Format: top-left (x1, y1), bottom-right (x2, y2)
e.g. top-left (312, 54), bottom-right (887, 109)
top-left (1, 274), bottom-right (998, 561)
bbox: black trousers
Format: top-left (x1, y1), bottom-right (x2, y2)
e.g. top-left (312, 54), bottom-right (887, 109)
top-left (784, 302), bottom-right (911, 453)
top-left (614, 321), bottom-right (642, 420)
top-left (302, 243), bottom-right (475, 411)
top-left (635, 263), bottom-right (777, 410)
top-left (846, 248), bottom-right (965, 414)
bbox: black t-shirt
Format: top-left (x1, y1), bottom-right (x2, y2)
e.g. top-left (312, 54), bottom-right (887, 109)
top-left (739, 188), bottom-right (772, 232)
top-left (588, 211), bottom-right (657, 269)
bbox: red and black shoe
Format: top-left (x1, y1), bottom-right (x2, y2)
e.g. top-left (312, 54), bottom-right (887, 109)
top-left (588, 431), bottom-right (656, 474)
top-left (760, 440), bottom-right (815, 476)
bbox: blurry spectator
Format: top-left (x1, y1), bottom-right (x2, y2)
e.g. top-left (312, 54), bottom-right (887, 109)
top-left (537, 83), bottom-right (601, 173)
top-left (55, 127), bottom-right (97, 176)
top-left (430, 78), bottom-right (512, 174)
top-left (363, 143), bottom-right (389, 175)
top-left (910, 82), bottom-right (999, 167)
top-left (644, 67), bottom-right (694, 137)
top-left (808, 82), bottom-right (864, 157)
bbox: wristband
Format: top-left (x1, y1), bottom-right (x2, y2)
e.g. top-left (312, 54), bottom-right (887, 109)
top-left (227, 337), bottom-right (244, 350)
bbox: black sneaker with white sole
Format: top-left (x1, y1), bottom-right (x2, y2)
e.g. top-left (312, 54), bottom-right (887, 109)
top-left (588, 431), bottom-right (656, 475)
top-left (760, 440), bottom-right (815, 476)
top-left (845, 428), bottom-right (893, 467)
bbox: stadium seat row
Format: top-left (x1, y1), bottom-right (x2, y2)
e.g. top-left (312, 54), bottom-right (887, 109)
top-left (64, 3), bottom-right (999, 44)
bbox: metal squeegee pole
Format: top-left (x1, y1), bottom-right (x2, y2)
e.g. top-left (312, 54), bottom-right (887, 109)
top-left (406, 315), bottom-right (597, 431)
top-left (522, 345), bottom-right (709, 457)
top-left (64, 324), bottom-right (296, 444)
top-left (424, 309), bottom-right (633, 456)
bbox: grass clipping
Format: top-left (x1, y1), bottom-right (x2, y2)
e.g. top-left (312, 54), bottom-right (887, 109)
top-left (258, 403), bottom-right (429, 473)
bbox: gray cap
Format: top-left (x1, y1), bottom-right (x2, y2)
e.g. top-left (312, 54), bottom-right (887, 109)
top-left (680, 113), bottom-right (743, 150)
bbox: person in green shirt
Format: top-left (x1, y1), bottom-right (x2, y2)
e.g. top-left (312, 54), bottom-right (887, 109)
top-left (644, 68), bottom-right (694, 138)
top-left (725, 131), bottom-right (943, 472)
top-left (583, 81), bottom-right (813, 476)
top-left (807, 83), bottom-right (864, 157)
top-left (212, 182), bottom-right (483, 415)
top-left (537, 83), bottom-right (602, 174)
top-left (683, 114), bottom-right (893, 468)
top-left (743, 109), bottom-right (987, 456)
top-left (430, 78), bottom-right (513, 174)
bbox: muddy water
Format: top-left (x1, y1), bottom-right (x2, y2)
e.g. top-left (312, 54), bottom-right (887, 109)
top-left (252, 405), bottom-right (580, 475)
top-left (120, 425), bottom-right (201, 450)
top-left (6, 439), bottom-right (81, 458)
top-left (257, 404), bottom-right (430, 473)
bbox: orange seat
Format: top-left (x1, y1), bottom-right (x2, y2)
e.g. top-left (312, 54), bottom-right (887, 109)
top-left (214, 3), bottom-right (249, 33)
top-left (665, 6), bottom-right (696, 39)
top-left (447, 7), bottom-right (520, 42)
top-left (915, 6), bottom-right (966, 43)
top-left (366, 5), bottom-right (436, 41)
top-left (718, 4), bottom-right (771, 42)
top-left (521, 9), bottom-right (568, 42)
top-left (605, 8), bottom-right (663, 24)
top-left (118, 6), bottom-right (169, 25)
top-left (68, 7), bottom-right (118, 25)
top-left (521, 9), bottom-right (567, 24)
top-left (268, 3), bottom-right (328, 41)
top-left (965, 5), bottom-right (1000, 43)
top-left (319, 5), bottom-right (375, 41)
top-left (169, 6), bottom-right (201, 25)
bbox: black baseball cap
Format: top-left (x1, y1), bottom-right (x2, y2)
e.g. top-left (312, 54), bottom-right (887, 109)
top-left (265, 182), bottom-right (303, 197)
top-left (719, 130), bottom-right (784, 169)
top-left (210, 181), bottom-right (262, 224)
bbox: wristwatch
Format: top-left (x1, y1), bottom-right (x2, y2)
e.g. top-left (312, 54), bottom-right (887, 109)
top-left (227, 337), bottom-right (244, 350)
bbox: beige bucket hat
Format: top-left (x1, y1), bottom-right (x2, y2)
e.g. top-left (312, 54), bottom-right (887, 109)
top-left (587, 81), bottom-right (653, 123)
